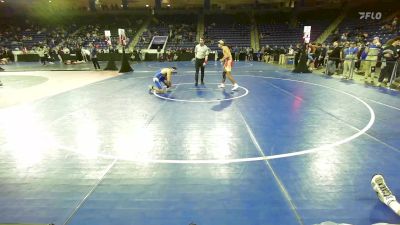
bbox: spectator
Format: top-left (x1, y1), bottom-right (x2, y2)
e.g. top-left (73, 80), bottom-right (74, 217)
top-left (326, 41), bottom-right (341, 75)
top-left (392, 16), bottom-right (398, 32)
top-left (342, 42), bottom-right (358, 79)
top-left (36, 46), bottom-right (46, 65)
top-left (294, 44), bottom-right (302, 67)
top-left (278, 46), bottom-right (286, 65)
top-left (354, 42), bottom-right (364, 72)
top-left (378, 37), bottom-right (400, 86)
top-left (234, 46), bottom-right (239, 61)
top-left (157, 46), bottom-right (162, 61)
top-left (90, 44), bottom-right (101, 70)
top-left (363, 37), bottom-right (381, 83)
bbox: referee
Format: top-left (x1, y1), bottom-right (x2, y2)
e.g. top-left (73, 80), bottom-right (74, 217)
top-left (194, 37), bottom-right (209, 86)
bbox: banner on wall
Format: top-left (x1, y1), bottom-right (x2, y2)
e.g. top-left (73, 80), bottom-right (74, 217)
top-left (105, 30), bottom-right (111, 46)
top-left (303, 26), bottom-right (311, 44)
top-left (118, 29), bottom-right (126, 46)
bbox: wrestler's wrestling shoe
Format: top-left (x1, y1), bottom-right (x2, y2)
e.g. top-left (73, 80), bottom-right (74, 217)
top-left (148, 85), bottom-right (155, 94)
top-left (372, 174), bottom-right (396, 205)
top-left (371, 174), bottom-right (400, 216)
top-left (231, 83), bottom-right (239, 91)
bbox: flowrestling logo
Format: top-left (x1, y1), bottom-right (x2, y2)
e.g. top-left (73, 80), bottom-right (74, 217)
top-left (359, 12), bottom-right (382, 20)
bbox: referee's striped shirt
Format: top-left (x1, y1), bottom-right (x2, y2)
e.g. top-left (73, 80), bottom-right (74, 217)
top-left (195, 44), bottom-right (209, 59)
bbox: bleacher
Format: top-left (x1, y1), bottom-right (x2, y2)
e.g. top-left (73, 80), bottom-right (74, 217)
top-left (137, 14), bottom-right (196, 50)
top-left (204, 14), bottom-right (251, 50)
top-left (0, 15), bottom-right (79, 51)
top-left (1, 7), bottom-right (398, 54)
top-left (326, 8), bottom-right (399, 44)
top-left (258, 23), bottom-right (302, 47)
top-left (69, 15), bottom-right (143, 50)
top-left (257, 11), bottom-right (334, 47)
top-left (0, 15), bottom-right (143, 52)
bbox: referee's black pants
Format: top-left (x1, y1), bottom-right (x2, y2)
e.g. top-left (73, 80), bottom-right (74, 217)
top-left (92, 58), bottom-right (100, 69)
top-left (195, 58), bottom-right (205, 84)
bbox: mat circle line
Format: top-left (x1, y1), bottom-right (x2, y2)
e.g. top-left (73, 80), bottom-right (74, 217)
top-left (152, 83), bottom-right (249, 103)
top-left (55, 75), bottom-right (375, 164)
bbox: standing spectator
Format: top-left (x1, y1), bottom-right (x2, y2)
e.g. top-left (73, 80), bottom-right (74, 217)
top-left (327, 41), bottom-right (341, 75)
top-left (342, 42), bottom-right (358, 79)
top-left (37, 46), bottom-right (46, 66)
top-left (75, 45), bottom-right (84, 61)
top-left (256, 48), bottom-right (263, 62)
top-left (313, 43), bottom-right (322, 68)
top-left (246, 47), bottom-right (250, 61)
top-left (249, 47), bottom-right (254, 61)
top-left (82, 48), bottom-right (90, 62)
top-left (57, 47), bottom-right (64, 63)
top-left (91, 45), bottom-right (101, 70)
top-left (278, 47), bottom-right (286, 65)
top-left (240, 47), bottom-right (245, 61)
top-left (307, 43), bottom-right (316, 70)
top-left (378, 37), bottom-right (400, 85)
top-left (264, 45), bottom-right (272, 63)
top-left (157, 46), bottom-right (162, 62)
top-left (353, 43), bottom-right (362, 72)
top-left (288, 45), bottom-right (294, 55)
top-left (359, 45), bottom-right (369, 74)
top-left (234, 46), bottom-right (239, 61)
top-left (43, 45), bottom-right (50, 64)
top-left (364, 37), bottom-right (381, 83)
top-left (214, 49), bottom-right (219, 63)
top-left (166, 48), bottom-right (172, 62)
top-left (294, 44), bottom-right (301, 67)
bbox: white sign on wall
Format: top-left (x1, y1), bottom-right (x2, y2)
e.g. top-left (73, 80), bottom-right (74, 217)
top-left (303, 26), bottom-right (311, 44)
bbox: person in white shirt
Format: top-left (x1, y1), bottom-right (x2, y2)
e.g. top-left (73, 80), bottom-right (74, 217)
top-left (194, 37), bottom-right (209, 86)
top-left (63, 47), bottom-right (70, 55)
top-left (288, 45), bottom-right (294, 55)
top-left (36, 46), bottom-right (46, 65)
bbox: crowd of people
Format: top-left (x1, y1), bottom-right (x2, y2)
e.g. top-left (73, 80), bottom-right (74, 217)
top-left (1, 11), bottom-right (399, 88)
top-left (293, 36), bottom-right (400, 86)
top-left (137, 20), bottom-right (196, 49)
top-left (0, 46), bottom-right (13, 65)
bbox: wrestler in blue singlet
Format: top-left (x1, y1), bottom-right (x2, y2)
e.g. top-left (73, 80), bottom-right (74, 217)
top-left (153, 69), bottom-right (166, 89)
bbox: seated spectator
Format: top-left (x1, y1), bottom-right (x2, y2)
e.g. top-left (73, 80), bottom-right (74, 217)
top-left (0, 57), bottom-right (9, 65)
top-left (392, 16), bottom-right (398, 32)
top-left (63, 46), bottom-right (70, 55)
